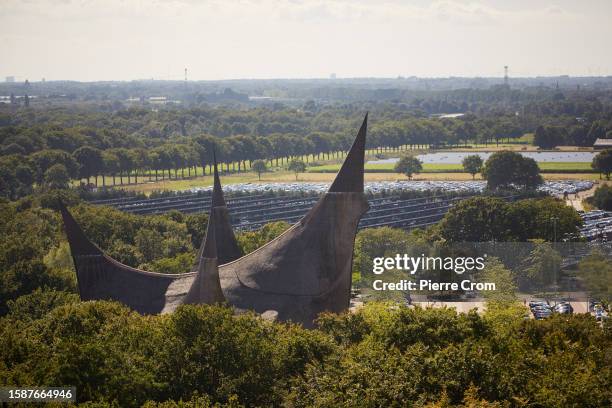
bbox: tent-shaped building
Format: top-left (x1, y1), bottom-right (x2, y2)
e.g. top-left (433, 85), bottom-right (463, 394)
top-left (61, 114), bottom-right (369, 327)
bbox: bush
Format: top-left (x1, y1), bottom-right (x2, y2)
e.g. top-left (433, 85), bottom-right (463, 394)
top-left (591, 184), bottom-right (612, 210)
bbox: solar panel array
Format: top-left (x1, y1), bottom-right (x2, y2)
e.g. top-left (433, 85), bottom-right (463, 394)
top-left (90, 192), bottom-right (480, 232)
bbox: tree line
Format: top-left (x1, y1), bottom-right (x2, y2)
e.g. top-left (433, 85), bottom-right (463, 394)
top-left (1, 89), bottom-right (611, 199)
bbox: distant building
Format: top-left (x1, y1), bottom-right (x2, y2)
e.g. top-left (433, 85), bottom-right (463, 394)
top-left (145, 96), bottom-right (181, 105)
top-left (149, 96), bottom-right (167, 103)
top-left (5, 76), bottom-right (15, 83)
top-left (593, 138), bottom-right (612, 149)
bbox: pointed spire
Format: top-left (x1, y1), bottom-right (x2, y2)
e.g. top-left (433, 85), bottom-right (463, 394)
top-left (200, 211), bottom-right (218, 260)
top-left (184, 210), bottom-right (225, 305)
top-left (58, 201), bottom-right (102, 256)
top-left (211, 147), bottom-right (226, 207)
top-left (192, 147), bottom-right (242, 271)
top-left (329, 113), bottom-right (367, 193)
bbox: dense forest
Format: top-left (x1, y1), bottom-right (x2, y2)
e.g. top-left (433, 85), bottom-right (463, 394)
top-left (1, 299), bottom-right (609, 407)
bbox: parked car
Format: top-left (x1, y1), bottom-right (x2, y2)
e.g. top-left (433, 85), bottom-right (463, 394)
top-left (534, 309), bottom-right (553, 320)
top-left (554, 302), bottom-right (573, 314)
top-left (531, 302), bottom-right (553, 319)
top-left (529, 300), bottom-right (548, 308)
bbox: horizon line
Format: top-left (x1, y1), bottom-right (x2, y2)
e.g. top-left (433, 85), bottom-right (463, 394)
top-left (2, 74), bottom-right (612, 84)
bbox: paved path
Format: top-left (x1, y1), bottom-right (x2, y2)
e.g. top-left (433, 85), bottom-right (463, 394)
top-left (564, 182), bottom-right (601, 211)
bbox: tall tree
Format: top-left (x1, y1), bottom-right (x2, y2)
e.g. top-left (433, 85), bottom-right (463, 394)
top-left (44, 164), bottom-right (70, 189)
top-left (252, 160), bottom-right (267, 181)
top-left (394, 155), bottom-right (423, 180)
top-left (592, 149), bottom-right (612, 179)
top-left (482, 150), bottom-right (542, 190)
top-left (288, 159), bottom-right (306, 181)
top-left (73, 146), bottom-right (103, 186)
top-left (461, 155), bottom-right (483, 179)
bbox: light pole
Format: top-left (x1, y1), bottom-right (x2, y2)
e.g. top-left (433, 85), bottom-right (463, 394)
top-left (551, 216), bottom-right (559, 244)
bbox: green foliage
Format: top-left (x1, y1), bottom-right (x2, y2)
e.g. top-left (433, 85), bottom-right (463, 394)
top-left (506, 197), bottom-right (583, 241)
top-left (533, 125), bottom-right (568, 149)
top-left (142, 252), bottom-right (195, 274)
top-left (394, 155), bottom-right (423, 180)
top-left (0, 200), bottom-right (210, 311)
top-left (43, 241), bottom-right (74, 270)
top-left (483, 300), bottom-right (528, 338)
top-left (44, 164), bottom-right (70, 189)
top-left (519, 241), bottom-right (562, 288)
top-left (461, 154), bottom-right (483, 179)
top-left (5, 289), bottom-right (79, 322)
top-left (0, 145), bottom-right (609, 407)
top-left (0, 204), bottom-right (76, 313)
top-left (0, 88), bottom-right (610, 193)
top-left (294, 302), bottom-right (610, 407)
top-left (477, 257), bottom-right (517, 303)
top-left (70, 204), bottom-right (193, 267)
top-left (438, 196), bottom-right (581, 242)
top-left (591, 184), bottom-right (612, 210)
top-left (251, 159), bottom-right (267, 180)
top-left (438, 197), bottom-right (513, 242)
top-left (0, 98), bottom-right (608, 199)
top-left (482, 151), bottom-right (543, 190)
top-left (184, 213), bottom-right (209, 249)
top-left (236, 221), bottom-right (290, 254)
top-left (354, 227), bottom-right (418, 277)
top-left (287, 159), bottom-right (306, 180)
top-left (73, 146), bottom-right (104, 184)
top-left (0, 297), bottom-right (609, 407)
top-left (592, 149), bottom-right (612, 179)
top-left (577, 249), bottom-right (611, 304)
top-left (142, 394), bottom-right (243, 408)
top-left (134, 228), bottom-right (165, 263)
top-left (353, 227), bottom-right (428, 301)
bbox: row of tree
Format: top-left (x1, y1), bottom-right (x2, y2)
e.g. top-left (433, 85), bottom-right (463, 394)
top-left (1, 98), bottom-right (610, 196)
top-left (533, 120), bottom-right (611, 148)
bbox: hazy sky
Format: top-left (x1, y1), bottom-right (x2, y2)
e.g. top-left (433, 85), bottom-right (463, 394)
top-left (1, 0), bottom-right (611, 81)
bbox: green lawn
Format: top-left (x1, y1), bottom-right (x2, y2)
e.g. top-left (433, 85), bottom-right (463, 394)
top-left (538, 162), bottom-right (592, 171)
